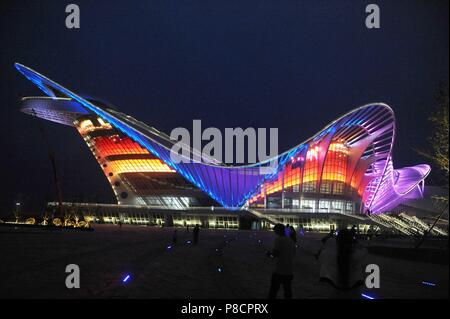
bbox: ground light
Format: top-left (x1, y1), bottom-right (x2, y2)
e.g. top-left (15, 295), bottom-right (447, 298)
top-left (122, 274), bottom-right (131, 283)
top-left (421, 281), bottom-right (436, 286)
top-left (361, 293), bottom-right (375, 299)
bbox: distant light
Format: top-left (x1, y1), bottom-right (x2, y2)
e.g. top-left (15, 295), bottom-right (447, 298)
top-left (186, 240), bottom-right (191, 244)
top-left (422, 281), bottom-right (436, 287)
top-left (217, 267), bottom-right (222, 272)
top-left (122, 275), bottom-right (131, 283)
top-left (167, 245), bottom-right (172, 250)
top-left (215, 248), bottom-right (219, 252)
top-left (361, 293), bottom-right (375, 300)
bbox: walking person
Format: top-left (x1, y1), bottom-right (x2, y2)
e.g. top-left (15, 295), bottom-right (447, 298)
top-left (267, 224), bottom-right (296, 299)
top-left (315, 229), bottom-right (335, 259)
top-left (318, 228), bottom-right (366, 291)
top-left (289, 225), bottom-right (297, 244)
top-left (193, 224), bottom-right (200, 245)
top-left (350, 225), bottom-right (358, 242)
top-left (172, 228), bottom-right (178, 244)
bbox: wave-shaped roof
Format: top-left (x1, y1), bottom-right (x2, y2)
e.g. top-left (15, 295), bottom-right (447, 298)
top-left (15, 63), bottom-right (430, 212)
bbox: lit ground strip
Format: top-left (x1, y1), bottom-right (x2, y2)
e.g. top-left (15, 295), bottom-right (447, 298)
top-left (122, 274), bottom-right (131, 283)
top-left (361, 293), bottom-right (375, 299)
top-left (421, 281), bottom-right (436, 286)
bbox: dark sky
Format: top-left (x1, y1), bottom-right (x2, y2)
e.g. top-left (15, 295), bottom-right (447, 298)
top-left (0, 0), bottom-right (448, 215)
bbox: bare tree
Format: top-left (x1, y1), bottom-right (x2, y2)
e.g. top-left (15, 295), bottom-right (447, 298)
top-left (414, 84), bottom-right (449, 248)
top-left (417, 83), bottom-right (449, 197)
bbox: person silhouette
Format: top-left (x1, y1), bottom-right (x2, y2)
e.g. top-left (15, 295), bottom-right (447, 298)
top-left (315, 229), bottom-right (335, 259)
top-left (336, 229), bottom-right (353, 288)
top-left (193, 224), bottom-right (200, 245)
top-left (350, 225), bottom-right (357, 242)
top-left (285, 224), bottom-right (291, 237)
top-left (318, 228), bottom-right (366, 290)
top-left (267, 224), bottom-right (296, 299)
top-left (289, 226), bottom-right (297, 244)
top-left (172, 228), bottom-right (178, 244)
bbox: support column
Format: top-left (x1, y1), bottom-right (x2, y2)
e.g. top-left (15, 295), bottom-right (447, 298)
top-left (263, 186), bottom-right (267, 209)
top-left (281, 168), bottom-right (285, 209)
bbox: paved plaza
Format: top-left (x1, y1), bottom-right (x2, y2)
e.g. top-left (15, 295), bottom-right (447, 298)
top-left (0, 225), bottom-right (448, 299)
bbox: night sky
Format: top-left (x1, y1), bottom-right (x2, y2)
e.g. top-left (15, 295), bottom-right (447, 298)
top-left (0, 0), bottom-right (448, 216)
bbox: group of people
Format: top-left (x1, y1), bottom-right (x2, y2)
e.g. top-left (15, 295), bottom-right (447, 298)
top-left (172, 224), bottom-right (200, 245)
top-left (171, 222), bottom-right (365, 299)
top-left (267, 223), bottom-right (366, 299)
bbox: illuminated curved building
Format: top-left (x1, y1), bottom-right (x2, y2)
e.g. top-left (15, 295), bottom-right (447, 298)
top-left (15, 63), bottom-right (431, 230)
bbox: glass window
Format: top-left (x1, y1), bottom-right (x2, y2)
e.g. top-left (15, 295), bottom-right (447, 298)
top-left (333, 181), bottom-right (344, 195)
top-left (302, 199), bottom-right (316, 211)
top-left (320, 181), bottom-right (331, 194)
top-left (346, 202), bottom-right (354, 212)
top-left (332, 200), bottom-right (343, 211)
top-left (302, 182), bottom-right (316, 193)
top-left (319, 200), bottom-right (330, 212)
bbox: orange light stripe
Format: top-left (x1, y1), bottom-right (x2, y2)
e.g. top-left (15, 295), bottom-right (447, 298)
top-left (93, 136), bottom-right (149, 157)
top-left (108, 159), bottom-right (174, 174)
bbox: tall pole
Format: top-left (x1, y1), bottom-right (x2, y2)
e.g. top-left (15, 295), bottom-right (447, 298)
top-left (49, 153), bottom-right (64, 218)
top-left (415, 202), bottom-right (448, 249)
top-left (31, 109), bottom-right (64, 219)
